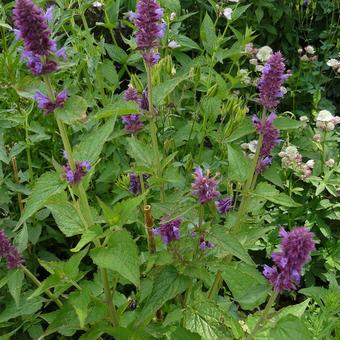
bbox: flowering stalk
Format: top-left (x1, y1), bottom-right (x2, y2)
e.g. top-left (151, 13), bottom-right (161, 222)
top-left (144, 205), bottom-right (156, 254)
top-left (246, 291), bottom-right (278, 340)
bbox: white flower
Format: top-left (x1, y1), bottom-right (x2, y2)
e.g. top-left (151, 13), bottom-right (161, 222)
top-left (248, 140), bottom-right (258, 153)
top-left (241, 143), bottom-right (249, 150)
top-left (325, 159), bottom-right (335, 168)
top-left (170, 12), bottom-right (176, 21)
top-left (245, 43), bottom-right (254, 54)
top-left (316, 110), bottom-right (333, 122)
top-left (255, 65), bottom-right (264, 72)
top-left (285, 146), bottom-right (299, 159)
top-left (305, 45), bottom-right (315, 55)
top-left (327, 59), bottom-right (340, 69)
top-left (228, 0), bottom-right (239, 2)
top-left (168, 40), bottom-right (180, 49)
top-left (280, 86), bottom-right (287, 95)
top-left (93, 1), bottom-right (103, 8)
top-left (249, 58), bottom-right (258, 65)
top-left (298, 48), bottom-right (303, 54)
top-left (326, 122), bottom-right (335, 131)
top-left (223, 8), bottom-right (233, 20)
top-left (306, 160), bottom-right (315, 168)
top-left (256, 46), bottom-right (273, 62)
top-left (300, 55), bottom-right (309, 61)
top-left (313, 134), bottom-right (321, 143)
top-left (299, 116), bottom-right (309, 123)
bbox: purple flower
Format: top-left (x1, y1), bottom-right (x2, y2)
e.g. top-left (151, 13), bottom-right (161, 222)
top-left (215, 197), bottom-right (233, 214)
top-left (130, 0), bottom-right (164, 65)
top-left (140, 90), bottom-right (149, 111)
top-left (124, 85), bottom-right (140, 103)
top-left (13, 0), bottom-right (54, 56)
top-left (21, 50), bottom-right (58, 75)
top-left (63, 160), bottom-right (91, 185)
top-left (34, 90), bottom-right (68, 114)
top-left (0, 230), bottom-right (24, 269)
top-left (257, 52), bottom-right (289, 110)
top-left (129, 173), bottom-right (149, 194)
top-left (192, 167), bottom-right (220, 204)
top-left (263, 227), bottom-right (315, 292)
top-left (153, 217), bottom-right (181, 245)
top-left (199, 236), bottom-right (214, 251)
top-left (122, 114), bottom-right (144, 134)
top-left (252, 112), bottom-right (281, 173)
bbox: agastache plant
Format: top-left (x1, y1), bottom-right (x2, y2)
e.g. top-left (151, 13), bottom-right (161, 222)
top-left (0, 229), bottom-right (24, 269)
top-left (247, 227), bottom-right (315, 340)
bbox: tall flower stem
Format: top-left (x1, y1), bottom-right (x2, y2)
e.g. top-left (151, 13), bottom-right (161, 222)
top-left (232, 109), bottom-right (267, 234)
top-left (246, 291), bottom-right (278, 340)
top-left (144, 204), bottom-right (156, 254)
top-left (21, 265), bottom-right (63, 308)
top-left (43, 74), bottom-right (119, 327)
top-left (146, 64), bottom-right (165, 202)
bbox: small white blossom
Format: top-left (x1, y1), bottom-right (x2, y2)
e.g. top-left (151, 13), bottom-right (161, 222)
top-left (256, 46), bottom-right (273, 62)
top-left (298, 48), bottom-right (303, 54)
top-left (255, 65), bottom-right (264, 72)
top-left (316, 110), bottom-right (333, 122)
top-left (170, 12), bottom-right (176, 21)
top-left (93, 1), bottom-right (103, 8)
top-left (228, 0), bottom-right (239, 2)
top-left (306, 160), bottom-right (315, 168)
top-left (280, 86), bottom-right (287, 95)
top-left (305, 45), bottom-right (315, 55)
top-left (299, 116), bottom-right (309, 123)
top-left (248, 140), bottom-right (258, 153)
top-left (241, 143), bottom-right (249, 150)
top-left (327, 59), bottom-right (340, 69)
top-left (168, 40), bottom-right (180, 49)
top-left (223, 8), bottom-right (233, 20)
top-left (325, 159), bottom-right (335, 168)
top-left (249, 58), bottom-right (258, 65)
top-left (313, 134), bottom-right (321, 143)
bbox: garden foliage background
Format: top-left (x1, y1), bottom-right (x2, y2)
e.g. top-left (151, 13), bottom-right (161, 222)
top-left (0, 0), bottom-right (339, 339)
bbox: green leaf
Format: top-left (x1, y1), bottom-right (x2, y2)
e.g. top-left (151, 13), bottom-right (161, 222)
top-left (153, 75), bottom-right (187, 106)
top-left (136, 266), bottom-right (190, 327)
top-left (17, 172), bottom-right (67, 228)
top-left (71, 225), bottom-right (102, 252)
top-left (227, 144), bottom-right (250, 182)
top-left (269, 315), bottom-right (311, 340)
top-left (54, 96), bottom-right (88, 124)
top-left (273, 117), bottom-right (302, 130)
top-left (95, 100), bottom-right (139, 119)
top-left (209, 228), bottom-right (255, 265)
top-left (45, 196), bottom-right (84, 237)
top-left (0, 132), bottom-right (10, 164)
top-left (254, 182), bottom-right (302, 208)
top-left (0, 21), bottom-right (12, 30)
top-left (171, 327), bottom-right (201, 340)
top-left (98, 59), bottom-right (119, 88)
top-left (105, 43), bottom-right (128, 64)
top-left (200, 13), bottom-right (217, 54)
top-left (69, 287), bottom-right (91, 328)
top-left (7, 269), bottom-right (24, 306)
top-left (221, 263), bottom-right (270, 310)
top-left (15, 76), bottom-right (45, 99)
top-left (230, 4), bottom-right (252, 22)
top-left (225, 119), bottom-right (255, 142)
top-left (176, 34), bottom-right (201, 51)
top-left (126, 137), bottom-right (154, 169)
top-left (90, 230), bottom-right (140, 287)
top-left (74, 116), bottom-right (116, 163)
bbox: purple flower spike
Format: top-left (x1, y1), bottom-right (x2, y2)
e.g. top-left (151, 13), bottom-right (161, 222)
top-left (153, 217), bottom-right (181, 245)
top-left (122, 114), bottom-right (144, 134)
top-left (258, 52), bottom-right (289, 110)
top-left (13, 0), bottom-right (54, 56)
top-left (263, 226), bottom-right (315, 292)
top-left (34, 90), bottom-right (68, 114)
top-left (256, 156), bottom-right (272, 174)
top-left (0, 229), bottom-right (24, 269)
top-left (129, 173), bottom-right (149, 195)
top-left (124, 85), bottom-right (140, 102)
top-left (199, 236), bottom-right (214, 251)
top-left (63, 160), bottom-right (91, 185)
top-left (131, 0), bottom-right (164, 65)
top-left (192, 167), bottom-right (220, 204)
top-left (215, 197), bottom-right (233, 214)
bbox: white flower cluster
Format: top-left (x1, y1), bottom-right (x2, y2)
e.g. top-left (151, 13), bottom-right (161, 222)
top-left (327, 58), bottom-right (340, 73)
top-left (315, 110), bottom-right (340, 131)
top-left (241, 140), bottom-right (258, 159)
top-left (298, 45), bottom-right (318, 62)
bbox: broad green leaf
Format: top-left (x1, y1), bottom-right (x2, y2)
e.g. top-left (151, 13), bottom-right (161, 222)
top-left (0, 293), bottom-right (42, 323)
top-left (269, 315), bottom-right (311, 340)
top-left (0, 132), bottom-right (10, 164)
top-left (15, 76), bottom-right (45, 99)
top-left (0, 21), bottom-right (12, 30)
top-left (136, 266), bottom-right (190, 327)
top-left (153, 75), bottom-right (187, 106)
top-left (171, 327), bottom-right (201, 340)
top-left (95, 100), bottom-right (139, 119)
top-left (71, 225), bottom-right (102, 252)
top-left (45, 198), bottom-right (84, 237)
top-left (105, 43), bottom-right (128, 64)
top-left (126, 137), bottom-right (154, 169)
top-left (229, 4), bottom-right (252, 22)
top-left (17, 172), bottom-right (67, 228)
top-left (225, 119), bottom-right (255, 142)
top-left (159, 0), bottom-right (181, 12)
top-left (74, 116), bottom-right (116, 163)
top-left (90, 230), bottom-right (140, 287)
top-left (273, 117), bottom-right (302, 130)
top-left (274, 299), bottom-right (310, 322)
top-left (54, 96), bottom-right (88, 124)
top-left (7, 269), bottom-right (24, 306)
top-left (221, 263), bottom-right (270, 310)
top-left (209, 227), bottom-right (255, 265)
top-left (227, 144), bottom-right (250, 182)
top-left (200, 13), bottom-right (217, 54)
top-left (176, 34), bottom-right (201, 51)
top-left (254, 182), bottom-right (302, 207)
top-left (98, 59), bottom-right (119, 88)
top-left (69, 288), bottom-right (91, 328)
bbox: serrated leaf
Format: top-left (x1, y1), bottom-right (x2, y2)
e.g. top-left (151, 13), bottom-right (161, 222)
top-left (15, 76), bottom-right (45, 99)
top-left (269, 315), bottom-right (311, 340)
top-left (153, 75), bottom-right (187, 106)
top-left (200, 13), bottom-right (217, 54)
top-left (54, 96), bottom-right (88, 124)
top-left (95, 100), bottom-right (140, 119)
top-left (136, 266), bottom-right (190, 327)
top-left (90, 230), bottom-right (140, 287)
top-left (17, 172), bottom-right (67, 228)
top-left (74, 116), bottom-right (116, 163)
top-left (209, 228), bottom-right (255, 265)
top-left (227, 144), bottom-right (250, 182)
top-left (126, 137), bottom-right (154, 168)
top-left (7, 269), bottom-right (24, 307)
top-left (71, 225), bottom-right (102, 252)
top-left (69, 287), bottom-right (91, 328)
top-left (221, 263), bottom-right (270, 310)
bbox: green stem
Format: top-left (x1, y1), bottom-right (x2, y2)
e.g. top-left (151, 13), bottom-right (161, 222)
top-left (146, 65), bottom-right (165, 202)
top-left (21, 265), bottom-right (63, 308)
top-left (246, 291), bottom-right (278, 340)
top-left (101, 268), bottom-right (119, 327)
top-left (207, 271), bottom-right (222, 299)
